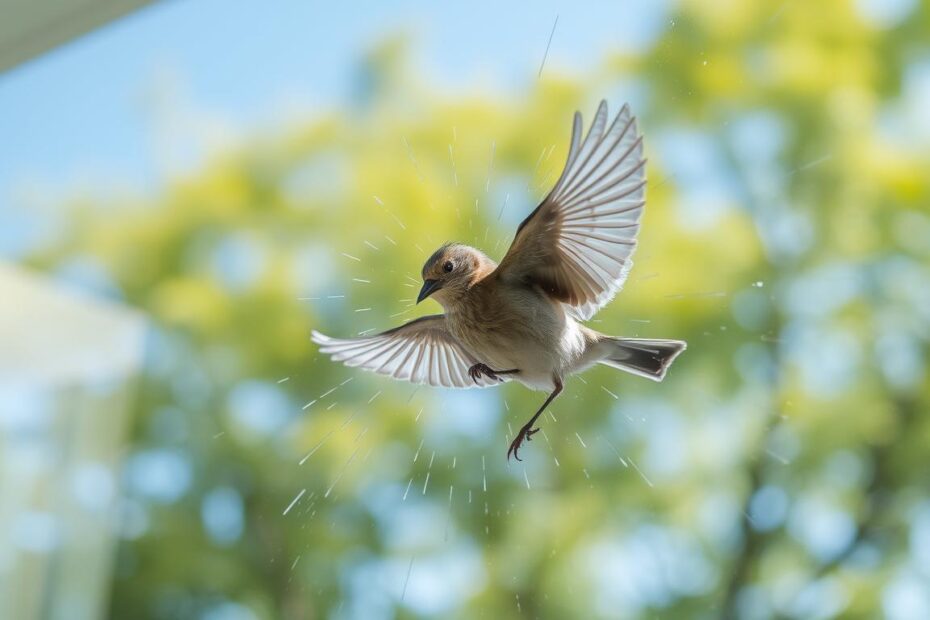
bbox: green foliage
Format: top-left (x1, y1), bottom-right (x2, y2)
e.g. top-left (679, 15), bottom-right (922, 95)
top-left (28, 1), bottom-right (930, 618)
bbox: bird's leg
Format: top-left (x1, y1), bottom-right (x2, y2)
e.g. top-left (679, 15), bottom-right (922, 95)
top-left (507, 377), bottom-right (563, 461)
top-left (468, 363), bottom-right (520, 383)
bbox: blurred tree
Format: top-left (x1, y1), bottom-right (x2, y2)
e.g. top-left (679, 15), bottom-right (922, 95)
top-left (23, 0), bottom-right (930, 618)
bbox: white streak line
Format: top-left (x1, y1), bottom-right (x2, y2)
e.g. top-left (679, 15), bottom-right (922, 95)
top-left (537, 15), bottom-right (559, 78)
top-left (283, 489), bottom-right (306, 515)
top-left (324, 446), bottom-right (361, 498)
top-left (401, 557), bottom-right (414, 601)
top-left (628, 456), bottom-right (654, 487)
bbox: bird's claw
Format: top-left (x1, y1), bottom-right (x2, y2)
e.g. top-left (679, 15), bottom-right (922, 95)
top-left (468, 363), bottom-right (503, 384)
top-left (506, 425), bottom-right (539, 461)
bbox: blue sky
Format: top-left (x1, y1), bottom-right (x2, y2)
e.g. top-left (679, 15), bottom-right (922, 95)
top-left (0, 0), bottom-right (669, 234)
top-left (2, 0), bottom-right (924, 262)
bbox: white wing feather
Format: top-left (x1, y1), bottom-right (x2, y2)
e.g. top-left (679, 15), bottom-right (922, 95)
top-left (497, 101), bottom-right (646, 320)
top-left (312, 315), bottom-right (501, 388)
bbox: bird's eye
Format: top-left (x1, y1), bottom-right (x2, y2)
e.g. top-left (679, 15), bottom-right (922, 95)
top-left (443, 261), bottom-right (454, 273)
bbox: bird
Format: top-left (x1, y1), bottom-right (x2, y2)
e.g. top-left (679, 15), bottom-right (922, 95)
top-left (312, 100), bottom-right (686, 461)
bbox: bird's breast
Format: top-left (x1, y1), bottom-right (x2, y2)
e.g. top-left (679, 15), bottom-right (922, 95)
top-left (447, 283), bottom-right (581, 388)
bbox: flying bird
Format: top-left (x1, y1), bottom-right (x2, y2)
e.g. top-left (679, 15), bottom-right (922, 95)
top-left (312, 101), bottom-right (686, 460)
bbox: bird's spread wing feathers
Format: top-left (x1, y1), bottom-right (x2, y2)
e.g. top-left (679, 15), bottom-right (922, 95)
top-left (312, 315), bottom-right (500, 388)
top-left (496, 100), bottom-right (646, 320)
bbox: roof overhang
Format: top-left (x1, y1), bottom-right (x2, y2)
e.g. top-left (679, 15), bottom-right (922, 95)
top-left (0, 0), bottom-right (154, 74)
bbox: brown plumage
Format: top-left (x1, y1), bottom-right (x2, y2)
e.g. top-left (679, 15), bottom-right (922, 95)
top-left (313, 101), bottom-right (686, 460)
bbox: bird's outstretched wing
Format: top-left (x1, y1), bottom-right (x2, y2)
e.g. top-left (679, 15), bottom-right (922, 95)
top-left (495, 100), bottom-right (646, 320)
top-left (312, 315), bottom-right (500, 388)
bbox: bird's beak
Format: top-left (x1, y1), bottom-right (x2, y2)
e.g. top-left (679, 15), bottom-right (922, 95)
top-left (417, 279), bottom-right (442, 304)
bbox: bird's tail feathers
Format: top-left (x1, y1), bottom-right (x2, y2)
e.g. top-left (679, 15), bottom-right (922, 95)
top-left (596, 337), bottom-right (686, 382)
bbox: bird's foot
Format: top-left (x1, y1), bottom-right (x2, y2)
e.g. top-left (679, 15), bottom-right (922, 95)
top-left (468, 363), bottom-right (514, 384)
top-left (506, 424), bottom-right (540, 461)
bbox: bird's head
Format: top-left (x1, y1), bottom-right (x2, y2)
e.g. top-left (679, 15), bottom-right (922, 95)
top-left (417, 243), bottom-right (494, 308)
